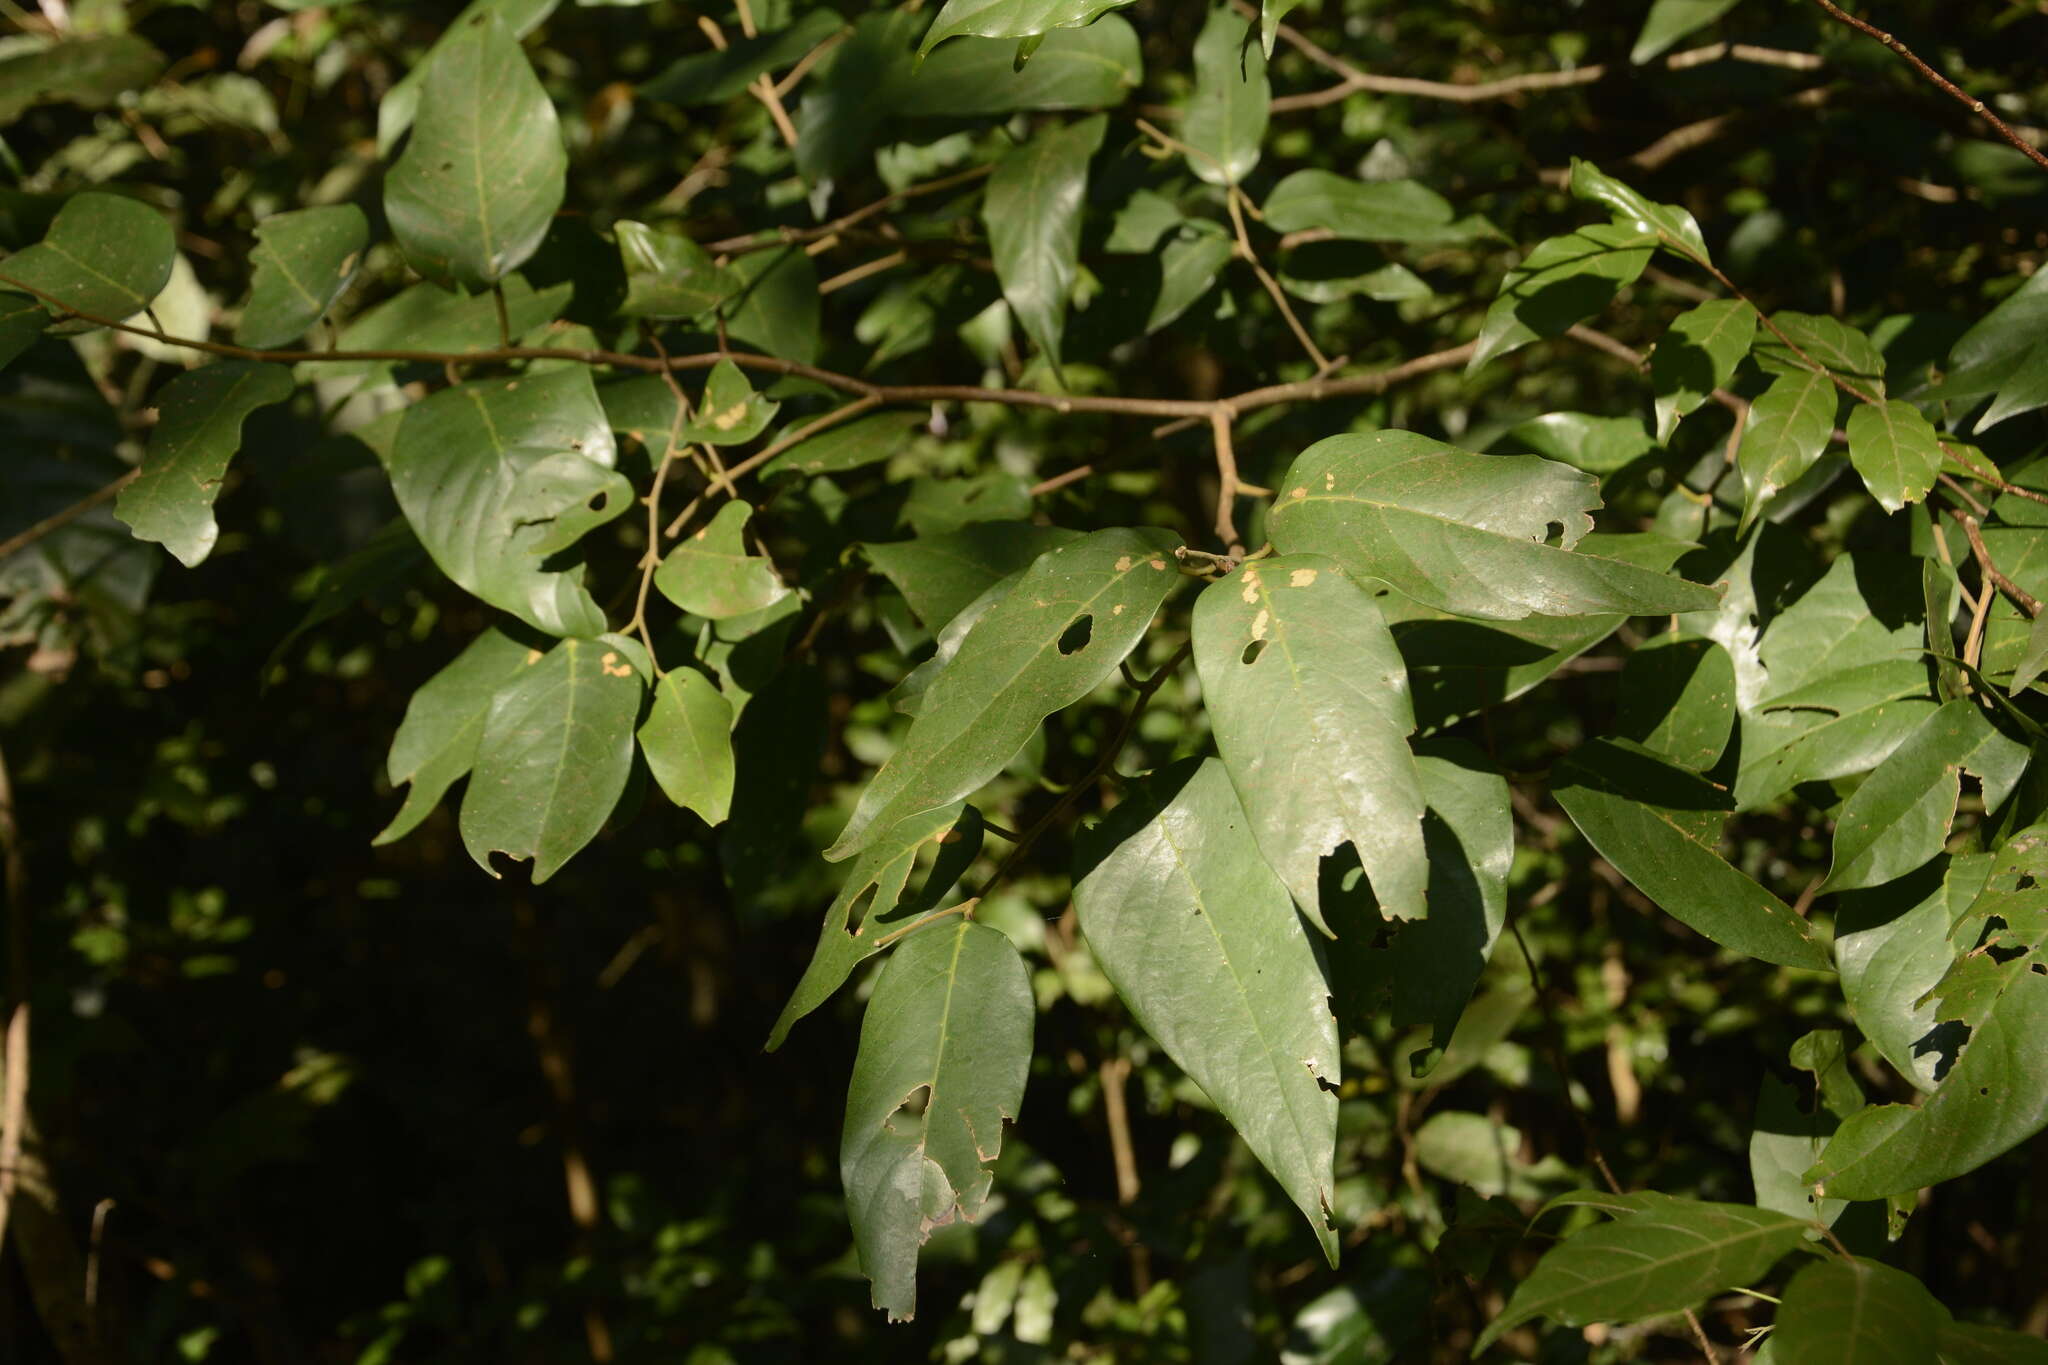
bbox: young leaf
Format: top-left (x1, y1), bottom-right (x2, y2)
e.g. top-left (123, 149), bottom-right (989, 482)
top-left (1261, 171), bottom-right (1482, 245)
top-left (917, 0), bottom-right (1138, 57)
top-left (1474, 1199), bottom-right (1812, 1354)
top-left (1834, 855), bottom-right (1992, 1092)
top-left (1073, 759), bottom-right (1341, 1265)
top-left (1268, 430), bottom-right (1721, 620)
top-left (1771, 1257), bottom-right (1947, 1365)
top-left (115, 362), bottom-right (295, 567)
top-left (655, 501), bottom-right (791, 620)
top-left (1192, 555), bottom-right (1428, 933)
top-left (637, 668), bottom-right (736, 827)
top-left (374, 628), bottom-right (535, 845)
top-left (238, 205), bottom-right (368, 348)
top-left (0, 191), bottom-right (175, 324)
top-left (759, 411), bottom-right (923, 479)
top-left (1567, 158), bottom-right (1709, 264)
top-left (984, 114), bottom-right (1106, 368)
top-left (1749, 1073), bottom-right (1850, 1228)
top-left (1467, 223), bottom-right (1656, 374)
top-left (863, 523), bottom-right (1080, 628)
top-left (897, 16), bottom-right (1141, 115)
top-left (1845, 399), bottom-right (1942, 513)
top-left (1551, 739), bottom-right (1834, 971)
top-left (384, 10), bottom-right (566, 291)
top-left (1182, 6), bottom-right (1268, 187)
top-left (840, 917), bottom-right (1032, 1321)
top-left (1630, 0), bottom-right (1741, 64)
top-left (1740, 369), bottom-right (1838, 530)
top-left (614, 220), bottom-right (733, 321)
top-left (1651, 299), bottom-right (1756, 441)
top-left (459, 636), bottom-right (643, 882)
top-left (827, 527), bottom-right (1181, 860)
top-left (1615, 635), bottom-right (1737, 771)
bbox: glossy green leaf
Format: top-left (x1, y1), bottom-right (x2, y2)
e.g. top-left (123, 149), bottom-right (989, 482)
top-left (864, 523), bottom-right (1079, 628)
top-left (655, 501), bottom-right (791, 621)
top-left (1938, 1322), bottom-right (2048, 1365)
top-left (828, 527), bottom-right (1179, 860)
top-left (385, 10), bottom-right (566, 291)
top-left (760, 411), bottom-right (924, 479)
top-left (1567, 158), bottom-right (1708, 264)
top-left (1749, 1073), bottom-right (1850, 1228)
top-left (1276, 243), bottom-right (1431, 306)
top-left (0, 191), bottom-right (175, 324)
top-left (1943, 267), bottom-right (2048, 433)
top-left (1193, 555), bottom-right (1427, 933)
top-left (1755, 312), bottom-right (1887, 396)
top-left (0, 34), bottom-right (164, 124)
top-left (984, 114), bottom-right (1105, 368)
top-left (1261, 171), bottom-right (1482, 246)
top-left (640, 8), bottom-right (845, 105)
top-left (114, 362), bottom-right (295, 568)
top-left (1508, 412), bottom-right (1656, 475)
top-left (1738, 664), bottom-right (1939, 811)
top-left (1773, 1258), bottom-right (1947, 1365)
top-left (1474, 1199), bottom-right (1812, 1353)
top-left (682, 360), bottom-right (778, 446)
top-left (1739, 369), bottom-right (1836, 530)
top-left (2016, 611), bottom-right (2048, 693)
top-left (615, 220), bottom-right (733, 321)
top-left (1616, 635), bottom-right (1736, 770)
top-left (1468, 223), bottom-right (1655, 374)
top-left (899, 15), bottom-right (1141, 114)
top-left (374, 0), bottom-right (558, 153)
top-left (637, 668), bottom-right (735, 827)
top-left (767, 804), bottom-right (983, 1050)
top-left (1845, 399), bottom-right (1942, 514)
top-left (237, 206), bottom-right (368, 349)
top-left (723, 247), bottom-right (822, 365)
top-left (1268, 431), bottom-right (1721, 620)
top-left (319, 276), bottom-right (570, 386)
top-left (1183, 7), bottom-right (1268, 187)
top-left (1073, 758), bottom-right (1341, 1264)
top-left (1927, 825), bottom-right (2048, 1028)
top-left (458, 636), bottom-right (643, 881)
top-left (1630, 0), bottom-right (1740, 63)
top-left (1652, 299), bottom-right (1756, 441)
top-left (373, 627), bottom-right (534, 845)
top-left (918, 0), bottom-right (1137, 56)
top-left (1552, 739), bottom-right (1833, 970)
top-left (840, 918), bottom-right (1032, 1321)
top-left (388, 368), bottom-right (627, 638)
top-left (1835, 855), bottom-right (1990, 1092)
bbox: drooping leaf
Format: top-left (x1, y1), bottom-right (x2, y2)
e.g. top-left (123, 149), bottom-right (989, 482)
top-left (1552, 739), bottom-right (1834, 971)
top-left (863, 523), bottom-right (1080, 628)
top-left (1749, 1073), bottom-right (1850, 1228)
top-left (1474, 1199), bottom-right (1812, 1353)
top-left (1771, 1257), bottom-right (1947, 1365)
top-left (1259, 0), bottom-right (1308, 55)
top-left (238, 206), bottom-right (369, 348)
top-left (1567, 158), bottom-right (1709, 264)
top-left (640, 8), bottom-right (845, 106)
top-left (1739, 370), bottom-right (1837, 530)
top-left (1834, 855), bottom-right (1990, 1092)
top-left (1845, 399), bottom-right (1942, 514)
top-left (1942, 267), bottom-right (2048, 433)
top-left (1508, 412), bottom-right (1656, 475)
top-left (1192, 555), bottom-right (1428, 932)
top-left (1652, 299), bottom-right (1756, 441)
top-left (1268, 430), bottom-right (1721, 620)
top-left (655, 501), bottom-right (791, 620)
top-left (1755, 313), bottom-right (1887, 396)
top-left (1141, 221), bottom-right (1238, 333)
top-left (1262, 171), bottom-right (1484, 246)
top-left (1468, 223), bottom-right (1656, 374)
top-left (1630, 0), bottom-right (1741, 63)
top-left (637, 668), bottom-right (736, 827)
top-left (1182, 7), bottom-right (1268, 187)
top-left (615, 220), bottom-right (734, 321)
top-left (897, 15), bottom-right (1141, 115)
top-left (384, 10), bottom-right (566, 291)
top-left (0, 33), bottom-right (164, 124)
top-left (1073, 758), bottom-right (1341, 1265)
top-left (1616, 635), bottom-right (1737, 770)
top-left (827, 527), bottom-right (1180, 859)
top-left (0, 293), bottom-right (46, 372)
top-left (760, 410), bottom-right (924, 479)
top-left (114, 362), bottom-right (295, 568)
top-left (388, 368), bottom-right (628, 638)
top-left (458, 636), bottom-right (643, 881)
top-left (373, 628), bottom-right (534, 845)
top-left (0, 191), bottom-right (175, 325)
top-left (1926, 825), bottom-right (2048, 1028)
top-left (917, 0), bottom-right (1138, 57)
top-left (723, 247), bottom-right (822, 365)
top-left (984, 114), bottom-right (1106, 368)
top-left (840, 917), bottom-right (1032, 1321)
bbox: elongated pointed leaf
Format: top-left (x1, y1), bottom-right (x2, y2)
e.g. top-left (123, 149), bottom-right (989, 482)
top-left (0, 33), bottom-right (163, 124)
top-left (1824, 703), bottom-right (2027, 892)
top-left (1261, 171), bottom-right (1484, 245)
top-left (1653, 299), bottom-right (1756, 441)
top-left (1508, 412), bottom-right (1655, 475)
top-left (1552, 739), bottom-right (1833, 970)
top-left (238, 205), bottom-right (368, 348)
top-left (864, 523), bottom-right (1079, 628)
top-left (1193, 555), bottom-right (1427, 932)
top-left (641, 8), bottom-right (845, 106)
top-left (1945, 267), bottom-right (2048, 433)
top-left (1834, 855), bottom-right (1991, 1092)
top-left (1183, 7), bottom-right (1268, 187)
top-left (374, 0), bottom-right (559, 154)
top-left (1468, 223), bottom-right (1655, 374)
top-left (760, 411), bottom-right (924, 479)
top-left (1073, 759), bottom-right (1341, 1264)
top-left (723, 246), bottom-right (821, 364)
top-left (841, 918), bottom-right (1032, 1321)
top-left (897, 15), bottom-right (1141, 115)
top-left (115, 362), bottom-right (295, 567)
top-left (1568, 159), bottom-right (1708, 264)
top-left (637, 668), bottom-right (735, 827)
top-left (828, 527), bottom-right (1180, 860)
top-left (1474, 1199), bottom-right (1812, 1354)
top-left (374, 628), bottom-right (534, 845)
top-left (655, 500), bottom-right (791, 620)
top-left (1740, 369), bottom-right (1836, 529)
top-left (1631, 0), bottom-right (1740, 63)
top-left (1259, 0), bottom-right (1306, 54)
top-left (0, 191), bottom-right (175, 324)
top-left (1846, 399), bottom-right (1941, 513)
top-left (984, 115), bottom-right (1105, 367)
top-left (388, 368), bottom-right (627, 638)
top-left (1738, 663), bottom-right (1939, 811)
top-left (918, 0), bottom-right (1137, 56)
top-left (1269, 431), bottom-right (1720, 620)
top-left (459, 636), bottom-right (642, 881)
top-left (615, 220), bottom-right (734, 321)
top-left (1616, 635), bottom-right (1736, 770)
top-left (1773, 1258), bottom-right (1946, 1365)
top-left (384, 10), bottom-right (566, 290)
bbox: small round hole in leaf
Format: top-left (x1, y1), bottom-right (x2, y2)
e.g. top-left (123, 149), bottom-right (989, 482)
top-left (1058, 615), bottom-right (1092, 656)
top-left (1241, 639), bottom-right (1267, 665)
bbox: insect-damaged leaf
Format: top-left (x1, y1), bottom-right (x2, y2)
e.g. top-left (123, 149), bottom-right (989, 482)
top-left (655, 500), bottom-right (791, 620)
top-left (841, 917), bottom-right (1031, 1321)
top-left (1182, 6), bottom-right (1268, 187)
top-left (459, 636), bottom-right (642, 882)
top-left (681, 359), bottom-right (778, 446)
top-left (1268, 430), bottom-right (1720, 620)
top-left (115, 361), bottom-right (295, 567)
top-left (1770, 1258), bottom-right (1947, 1365)
top-left (1925, 824), bottom-right (2048, 1029)
top-left (984, 114), bottom-right (1105, 368)
top-left (374, 628), bottom-right (534, 846)
top-left (238, 205), bottom-right (368, 349)
top-left (637, 668), bottom-right (735, 827)
top-left (1073, 759), bottom-right (1341, 1266)
top-left (827, 526), bottom-right (1181, 861)
top-left (1192, 554), bottom-right (1428, 933)
top-left (1834, 855), bottom-right (1992, 1093)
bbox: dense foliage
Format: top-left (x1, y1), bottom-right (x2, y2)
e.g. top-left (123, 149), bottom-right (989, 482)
top-left (3, 0), bottom-right (2048, 1360)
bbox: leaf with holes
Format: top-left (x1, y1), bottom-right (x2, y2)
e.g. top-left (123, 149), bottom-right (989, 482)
top-left (1739, 369), bottom-right (1837, 530)
top-left (1268, 431), bottom-right (1720, 620)
top-left (1468, 223), bottom-right (1655, 374)
top-left (1846, 399), bottom-right (1942, 514)
top-left (114, 362), bottom-right (295, 568)
top-left (917, 0), bottom-right (1138, 56)
top-left (1074, 758), bottom-right (1341, 1265)
top-left (238, 206), bottom-right (368, 348)
top-left (1773, 1257), bottom-right (1947, 1365)
top-left (1834, 855), bottom-right (1992, 1093)
top-left (1182, 6), bottom-right (1268, 187)
top-left (1568, 159), bottom-right (1708, 264)
top-left (637, 668), bottom-right (736, 828)
top-left (0, 191), bottom-right (175, 326)
top-left (655, 501), bottom-right (791, 620)
top-left (1652, 299), bottom-right (1755, 441)
top-left (374, 627), bottom-right (535, 846)
top-left (1193, 555), bottom-right (1428, 934)
top-left (841, 917), bottom-right (1032, 1321)
top-left (984, 114), bottom-right (1105, 368)
top-left (1926, 825), bottom-right (2048, 1028)
top-left (827, 526), bottom-right (1180, 860)
top-left (615, 220), bottom-right (734, 322)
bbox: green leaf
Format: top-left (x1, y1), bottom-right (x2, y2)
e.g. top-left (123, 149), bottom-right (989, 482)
top-left (1772, 1258), bottom-right (1947, 1365)
top-left (724, 247), bottom-right (822, 365)
top-left (1073, 758), bottom-right (1341, 1265)
top-left (681, 360), bottom-right (778, 446)
top-left (841, 917), bottom-right (1032, 1321)
top-left (1630, 0), bottom-right (1741, 63)
top-left (1260, 0), bottom-right (1308, 55)
top-left (1276, 243), bottom-right (1431, 306)
top-left (897, 15), bottom-right (1141, 115)
top-left (1938, 1323), bottom-right (2048, 1365)
top-left (0, 191), bottom-right (175, 324)
top-left (2016, 611), bottom-right (2048, 693)
top-left (1468, 223), bottom-right (1655, 374)
top-left (984, 114), bottom-right (1105, 368)
top-left (640, 8), bottom-right (845, 105)
top-left (1182, 7), bottom-right (1268, 187)
top-left (796, 11), bottom-right (918, 185)
top-left (1261, 171), bottom-right (1483, 246)
top-left (767, 804), bottom-right (983, 1050)
top-left (1738, 666), bottom-right (1940, 811)
top-left (1552, 739), bottom-right (1834, 971)
top-left (615, 220), bottom-right (734, 321)
top-left (827, 527), bottom-right (1180, 860)
top-left (1282, 1275), bottom-right (1429, 1365)
top-left (114, 362), bottom-right (295, 568)
top-left (237, 206), bottom-right (368, 349)
top-left (1192, 555), bottom-right (1428, 932)
top-left (384, 10), bottom-right (566, 291)
top-left (1749, 1073), bottom-right (1850, 1228)
top-left (1944, 267), bottom-right (2048, 433)
top-left (1845, 400), bottom-right (1942, 514)
top-left (1740, 370), bottom-right (1838, 530)
top-left (1616, 635), bottom-right (1737, 770)
top-left (1567, 159), bottom-right (1709, 264)
top-left (1755, 312), bottom-right (1887, 396)
top-left (319, 276), bottom-right (570, 386)
top-left (374, 627), bottom-right (534, 845)
top-left (388, 368), bottom-right (628, 638)
top-left (1823, 702), bottom-right (2028, 893)
top-left (917, 0), bottom-right (1137, 57)
top-left (1508, 412), bottom-right (1656, 475)
top-left (1834, 855), bottom-right (1992, 1092)
top-left (0, 33), bottom-right (163, 123)
top-left (1651, 299), bottom-right (1756, 441)
top-left (374, 0), bottom-right (557, 153)
top-left (1143, 221), bottom-right (1237, 333)
top-left (1416, 1112), bottom-right (1573, 1200)
top-left (864, 523), bottom-right (1080, 628)
top-left (637, 668), bottom-right (735, 827)
top-left (655, 501), bottom-right (790, 620)
top-left (1268, 430), bottom-right (1721, 620)
top-left (1927, 825), bottom-right (2048, 1027)
top-left (760, 410), bottom-right (924, 479)
top-left (458, 635), bottom-right (643, 881)
top-left (0, 293), bottom-right (46, 372)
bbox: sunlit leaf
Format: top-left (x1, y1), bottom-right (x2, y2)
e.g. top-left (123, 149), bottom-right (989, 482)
top-left (637, 668), bottom-right (735, 827)
top-left (1468, 223), bottom-right (1655, 374)
top-left (655, 500), bottom-right (792, 620)
top-left (1182, 7), bottom-right (1268, 187)
top-left (238, 205), bottom-right (368, 348)
top-left (374, 628), bottom-right (534, 845)
top-left (984, 114), bottom-right (1106, 367)
top-left (115, 362), bottom-right (295, 567)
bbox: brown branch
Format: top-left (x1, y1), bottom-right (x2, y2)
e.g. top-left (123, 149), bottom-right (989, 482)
top-left (703, 164), bottom-right (993, 256)
top-left (0, 469), bottom-right (139, 563)
top-left (1210, 409), bottom-right (1244, 553)
top-left (1805, 0), bottom-right (2048, 172)
top-left (1222, 185), bottom-right (1330, 371)
top-left (1952, 510), bottom-right (2045, 619)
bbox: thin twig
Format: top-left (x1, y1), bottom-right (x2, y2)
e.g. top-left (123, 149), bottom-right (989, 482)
top-left (1210, 409), bottom-right (1244, 553)
top-left (0, 469), bottom-right (139, 562)
top-left (1224, 187), bottom-right (1329, 371)
top-left (703, 164), bottom-right (994, 256)
top-left (1952, 509), bottom-right (2045, 618)
top-left (817, 249), bottom-right (908, 295)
